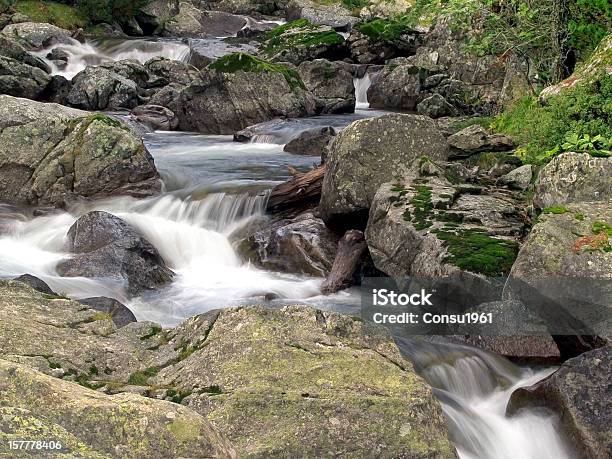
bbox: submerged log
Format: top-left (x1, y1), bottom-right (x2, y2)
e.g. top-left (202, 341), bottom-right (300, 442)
top-left (266, 164), bottom-right (326, 213)
top-left (321, 230), bottom-right (367, 294)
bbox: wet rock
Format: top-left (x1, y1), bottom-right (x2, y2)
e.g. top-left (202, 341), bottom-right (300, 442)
top-left (13, 274), bottom-right (56, 295)
top-left (447, 125), bottom-right (515, 157)
top-left (0, 108), bottom-right (162, 206)
top-left (145, 56), bottom-right (200, 87)
top-left (286, 0), bottom-right (358, 29)
top-left (56, 211), bottom-right (174, 295)
top-left (164, 3), bottom-right (247, 37)
top-left (40, 74), bottom-right (72, 104)
top-left (283, 126), bottom-right (335, 156)
top-left (236, 17), bottom-right (277, 38)
top-left (0, 55), bottom-right (51, 99)
top-left (78, 297), bottom-right (137, 328)
top-left (0, 359), bottom-right (236, 458)
top-left (1, 22), bottom-right (72, 49)
top-left (533, 153), bottom-right (611, 209)
top-left (507, 346), bottom-right (611, 459)
top-left (132, 104), bottom-right (179, 130)
top-left (320, 114), bottom-right (449, 229)
top-left (66, 64), bottom-right (141, 110)
top-left (417, 93), bottom-right (456, 118)
top-left (236, 212), bottom-right (338, 276)
top-left (207, 0), bottom-right (282, 15)
top-left (298, 59), bottom-right (355, 114)
top-left (0, 34), bottom-right (50, 71)
top-left (498, 164), bottom-right (532, 190)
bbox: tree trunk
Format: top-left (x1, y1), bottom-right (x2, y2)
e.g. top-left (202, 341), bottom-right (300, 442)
top-left (266, 165), bottom-right (326, 213)
top-left (321, 230), bottom-right (367, 294)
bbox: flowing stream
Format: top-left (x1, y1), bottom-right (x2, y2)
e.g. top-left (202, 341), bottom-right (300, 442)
top-left (0, 38), bottom-right (574, 458)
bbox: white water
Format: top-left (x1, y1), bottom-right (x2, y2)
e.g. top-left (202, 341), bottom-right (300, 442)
top-left (397, 339), bottom-right (573, 459)
top-left (354, 73), bottom-right (372, 109)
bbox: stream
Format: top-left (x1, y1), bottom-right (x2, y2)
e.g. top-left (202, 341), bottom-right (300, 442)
top-left (0, 37), bottom-right (575, 459)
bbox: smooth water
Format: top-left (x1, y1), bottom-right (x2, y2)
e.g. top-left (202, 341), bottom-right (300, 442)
top-left (354, 73), bottom-right (372, 109)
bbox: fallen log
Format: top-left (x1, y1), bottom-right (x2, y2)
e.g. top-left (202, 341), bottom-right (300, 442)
top-left (266, 164), bottom-right (326, 213)
top-left (321, 230), bottom-right (367, 294)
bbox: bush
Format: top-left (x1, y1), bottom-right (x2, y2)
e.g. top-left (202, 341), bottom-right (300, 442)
top-left (492, 72), bottom-right (612, 164)
top-left (75, 0), bottom-right (148, 25)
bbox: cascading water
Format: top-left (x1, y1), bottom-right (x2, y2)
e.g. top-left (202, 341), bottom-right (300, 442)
top-left (396, 338), bottom-right (573, 459)
top-left (354, 73), bottom-right (372, 109)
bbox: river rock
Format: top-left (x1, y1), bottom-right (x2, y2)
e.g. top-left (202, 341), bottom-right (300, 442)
top-left (164, 3), bottom-right (247, 37)
top-left (320, 114), bottom-right (449, 229)
top-left (1, 22), bottom-right (72, 49)
top-left (207, 0), bottom-right (282, 15)
top-left (0, 94), bottom-right (87, 130)
top-left (368, 63), bottom-right (430, 111)
top-left (533, 153), bottom-right (612, 209)
top-left (0, 359), bottom-right (236, 458)
top-left (447, 125), bottom-right (515, 157)
top-left (132, 104), bottom-right (179, 130)
top-left (286, 0), bottom-right (358, 29)
top-left (0, 34), bottom-right (49, 71)
top-left (236, 212), bottom-right (338, 276)
top-left (66, 65), bottom-right (141, 110)
top-left (507, 346), bottom-right (611, 459)
top-left (0, 55), bottom-right (51, 99)
top-left (283, 126), bottom-right (335, 156)
top-left (56, 211), bottom-right (174, 296)
top-left (417, 93), bottom-right (456, 118)
top-left (137, 0), bottom-right (181, 35)
top-left (298, 59), bottom-right (355, 114)
top-left (146, 56), bottom-right (200, 86)
top-left (0, 110), bottom-right (162, 206)
top-left (13, 274), bottom-right (56, 295)
top-left (78, 297), bottom-right (137, 328)
top-left (498, 164), bottom-right (533, 190)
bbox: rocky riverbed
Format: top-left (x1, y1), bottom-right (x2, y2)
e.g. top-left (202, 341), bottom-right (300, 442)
top-left (0, 1), bottom-right (610, 458)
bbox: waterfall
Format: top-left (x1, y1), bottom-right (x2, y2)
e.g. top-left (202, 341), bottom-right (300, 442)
top-left (396, 338), bottom-right (573, 459)
top-left (354, 73), bottom-right (372, 109)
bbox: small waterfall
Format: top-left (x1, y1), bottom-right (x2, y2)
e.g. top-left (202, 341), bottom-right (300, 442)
top-left (354, 73), bottom-right (372, 109)
top-left (396, 338), bottom-right (573, 459)
top-left (34, 38), bottom-right (191, 80)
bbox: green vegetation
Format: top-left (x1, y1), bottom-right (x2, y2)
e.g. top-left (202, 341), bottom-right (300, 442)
top-left (592, 220), bottom-right (612, 237)
top-left (13, 1), bottom-right (87, 29)
top-left (75, 0), bottom-right (149, 27)
top-left (210, 52), bottom-right (305, 90)
top-left (128, 366), bottom-right (159, 386)
top-left (542, 206), bottom-right (569, 215)
top-left (492, 73), bottom-right (612, 164)
top-left (434, 229), bottom-right (519, 276)
top-left (263, 19), bottom-right (344, 57)
top-left (140, 325), bottom-right (162, 340)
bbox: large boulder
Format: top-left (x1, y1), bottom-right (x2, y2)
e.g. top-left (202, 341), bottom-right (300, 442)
top-left (507, 346), bottom-right (611, 459)
top-left (164, 3), bottom-right (247, 37)
top-left (137, 0), bottom-right (181, 35)
top-left (0, 110), bottom-right (162, 206)
top-left (145, 56), bottom-right (200, 87)
top-left (0, 34), bottom-right (50, 71)
top-left (163, 54), bottom-right (316, 134)
top-left (0, 359), bottom-right (236, 458)
top-left (368, 63), bottom-right (430, 111)
top-left (0, 94), bottom-right (86, 130)
top-left (533, 153), bottom-right (611, 209)
top-left (283, 126), bottom-right (336, 157)
top-left (320, 114), bottom-right (449, 228)
top-left (286, 0), bottom-right (358, 29)
top-left (131, 104), bottom-right (179, 130)
top-left (56, 211), bottom-right (174, 296)
top-left (236, 212), bottom-right (338, 276)
top-left (78, 297), bottom-right (138, 328)
top-left (1, 22), bottom-right (72, 49)
top-left (447, 124), bottom-right (515, 157)
top-left (298, 59), bottom-right (355, 114)
top-left (0, 55), bottom-right (51, 99)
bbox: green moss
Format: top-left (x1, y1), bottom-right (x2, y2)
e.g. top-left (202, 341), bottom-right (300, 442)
top-left (434, 229), bottom-right (518, 276)
top-left (210, 52), bottom-right (305, 90)
top-left (91, 312), bottom-right (112, 321)
top-left (202, 385), bottom-right (223, 396)
top-left (263, 19), bottom-right (344, 57)
top-left (13, 1), bottom-right (87, 29)
top-left (89, 365), bottom-right (98, 375)
top-left (542, 206), bottom-right (569, 214)
top-left (166, 388), bottom-right (192, 404)
top-left (356, 15), bottom-right (415, 44)
top-left (128, 367), bottom-right (159, 386)
top-left (592, 220), bottom-right (612, 236)
top-left (167, 418), bottom-right (199, 442)
top-left (140, 325), bottom-right (162, 340)
top-left (574, 212), bottom-right (585, 221)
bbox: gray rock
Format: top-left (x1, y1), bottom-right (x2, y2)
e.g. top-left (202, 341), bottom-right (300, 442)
top-left (368, 64), bottom-right (428, 111)
top-left (164, 3), bottom-right (246, 37)
top-left (507, 346), bottom-right (611, 459)
top-left (320, 114), bottom-right (449, 228)
top-left (78, 297), bottom-right (137, 328)
top-left (286, 0), bottom-right (358, 29)
top-left (533, 153), bottom-right (611, 209)
top-left (298, 59), bottom-right (355, 114)
top-left (417, 93), bottom-right (456, 118)
top-left (56, 211), bottom-right (174, 296)
top-left (137, 0), bottom-right (180, 34)
top-left (447, 125), bottom-right (515, 157)
top-left (132, 104), bottom-right (179, 130)
top-left (283, 126), bottom-right (335, 156)
top-left (1, 22), bottom-right (72, 49)
top-left (0, 95), bottom-right (87, 130)
top-left (207, 0), bottom-right (282, 15)
top-left (145, 56), bottom-right (200, 87)
top-left (236, 212), bottom-right (338, 276)
top-left (13, 274), bottom-right (56, 295)
top-left (0, 34), bottom-right (50, 71)
top-left (498, 164), bottom-right (532, 190)
top-left (40, 74), bottom-right (72, 104)
top-left (67, 65), bottom-right (141, 110)
top-left (0, 55), bottom-right (51, 99)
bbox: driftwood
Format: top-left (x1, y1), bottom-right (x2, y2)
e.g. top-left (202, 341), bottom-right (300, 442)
top-left (321, 230), bottom-right (367, 294)
top-left (266, 164), bottom-right (326, 213)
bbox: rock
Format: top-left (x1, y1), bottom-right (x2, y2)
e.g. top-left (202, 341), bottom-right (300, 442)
top-left (360, 0), bottom-right (414, 20)
top-left (236, 17), bottom-right (277, 38)
top-left (286, 0), bottom-right (358, 30)
top-left (164, 3), bottom-right (246, 37)
top-left (12, 274), bottom-right (55, 295)
top-left (447, 125), bottom-right (515, 157)
top-left (368, 63), bottom-right (428, 111)
top-left (66, 64), bottom-right (141, 110)
top-left (39, 74), bottom-right (72, 104)
top-left (146, 56), bottom-right (200, 87)
top-left (0, 359), bottom-right (236, 458)
top-left (207, 0), bottom-right (281, 15)
top-left (463, 150), bottom-right (523, 180)
top-left (298, 59), bottom-right (355, 114)
top-left (152, 306), bottom-right (458, 458)
top-left (283, 126), bottom-right (335, 156)
top-left (320, 114), bottom-right (449, 229)
top-left (137, 0), bottom-right (180, 35)
top-left (56, 211), bottom-right (174, 295)
top-left (121, 16), bottom-right (144, 36)
top-left (498, 164), bottom-right (533, 190)
top-left (163, 55), bottom-right (316, 134)
top-left (132, 104), bottom-right (179, 130)
top-left (533, 153), bottom-right (611, 209)
top-left (0, 111), bottom-right (162, 206)
top-left (507, 346), bottom-right (611, 459)
top-left (261, 20), bottom-right (347, 65)
top-left (0, 55), bottom-right (51, 99)
top-left (1, 22), bottom-right (72, 49)
top-left (0, 94), bottom-right (87, 130)
top-left (236, 212), bottom-right (338, 276)
top-left (0, 34), bottom-right (50, 71)
top-left (78, 297), bottom-right (137, 328)
top-left (417, 93), bottom-right (456, 118)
